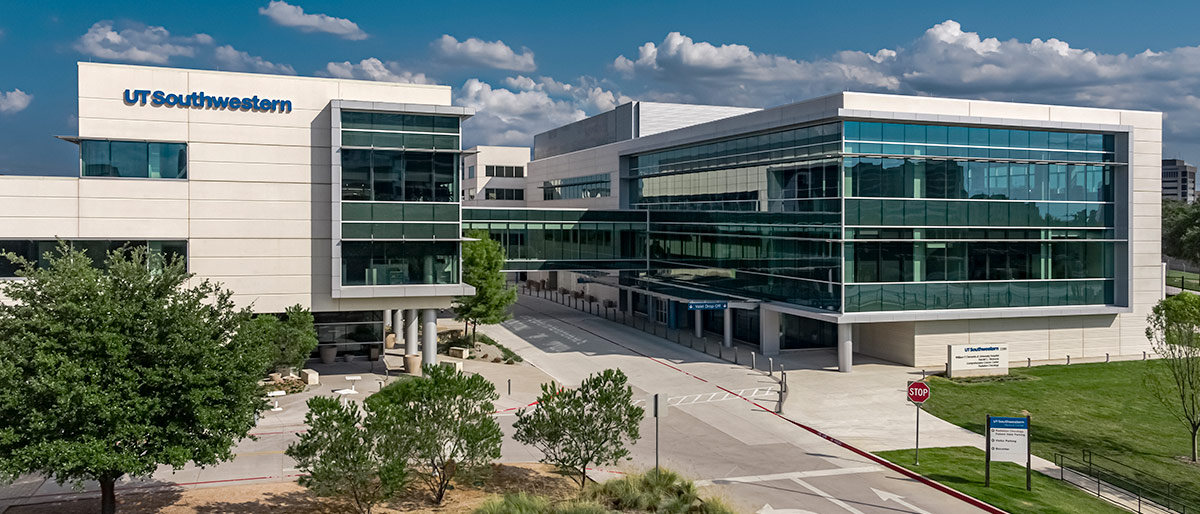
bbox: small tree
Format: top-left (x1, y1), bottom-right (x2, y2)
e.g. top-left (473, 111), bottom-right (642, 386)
top-left (0, 244), bottom-right (273, 514)
top-left (274, 304), bottom-right (319, 373)
top-left (368, 364), bottom-right (502, 504)
top-left (285, 396), bottom-right (408, 514)
top-left (1147, 292), bottom-right (1200, 462)
top-left (513, 369), bottom-right (644, 488)
top-left (454, 230), bottom-right (517, 344)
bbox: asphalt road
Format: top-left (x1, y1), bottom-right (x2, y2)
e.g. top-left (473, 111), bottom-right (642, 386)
top-left (484, 295), bottom-right (990, 514)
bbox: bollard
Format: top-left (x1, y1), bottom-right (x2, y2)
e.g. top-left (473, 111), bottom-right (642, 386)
top-left (1067, 355), bottom-right (1071, 365)
top-left (1144, 351), bottom-right (1147, 360)
top-left (508, 379), bottom-right (512, 396)
top-left (752, 352), bottom-right (756, 372)
top-left (735, 346), bottom-right (740, 365)
top-left (768, 357), bottom-right (774, 377)
top-left (781, 370), bottom-right (787, 393)
top-left (1106, 353), bottom-right (1110, 363)
top-left (777, 388), bottom-right (784, 413)
top-left (1028, 357), bottom-right (1031, 367)
top-left (779, 365), bottom-right (786, 385)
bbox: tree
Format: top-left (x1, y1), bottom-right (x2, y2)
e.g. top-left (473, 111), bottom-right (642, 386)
top-left (1163, 199), bottom-right (1200, 262)
top-left (285, 396), bottom-right (408, 514)
top-left (0, 243), bottom-right (274, 514)
top-left (453, 230), bottom-right (517, 344)
top-left (273, 304), bottom-right (319, 373)
top-left (1146, 292), bottom-right (1200, 461)
top-left (367, 364), bottom-right (503, 504)
top-left (513, 369), bottom-right (644, 488)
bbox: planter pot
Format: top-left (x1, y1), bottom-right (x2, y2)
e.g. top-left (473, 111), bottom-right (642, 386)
top-left (404, 354), bottom-right (422, 375)
top-left (318, 345), bottom-right (337, 364)
top-left (268, 372), bottom-right (282, 382)
top-left (385, 333), bottom-right (397, 350)
top-left (369, 347), bottom-right (381, 361)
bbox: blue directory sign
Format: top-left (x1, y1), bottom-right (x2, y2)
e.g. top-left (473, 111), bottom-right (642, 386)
top-left (687, 301), bottom-right (727, 311)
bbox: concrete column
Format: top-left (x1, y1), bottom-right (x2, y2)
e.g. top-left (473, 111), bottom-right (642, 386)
top-left (722, 308), bottom-right (733, 348)
top-left (838, 323), bottom-right (853, 373)
top-left (421, 309), bottom-right (437, 366)
top-left (404, 309), bottom-right (418, 355)
top-left (759, 308), bottom-right (780, 356)
top-left (693, 310), bottom-right (703, 338)
top-left (384, 309), bottom-right (393, 332)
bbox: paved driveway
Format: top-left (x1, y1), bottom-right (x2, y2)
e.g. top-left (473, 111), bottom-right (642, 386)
top-left (482, 296), bottom-right (993, 514)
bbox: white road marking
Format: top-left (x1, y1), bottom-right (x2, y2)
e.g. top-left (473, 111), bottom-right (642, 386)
top-left (694, 465), bottom-right (882, 486)
top-left (791, 478), bottom-right (867, 514)
top-left (872, 488), bottom-right (933, 514)
top-left (757, 504), bottom-right (818, 514)
top-left (632, 386), bottom-right (777, 408)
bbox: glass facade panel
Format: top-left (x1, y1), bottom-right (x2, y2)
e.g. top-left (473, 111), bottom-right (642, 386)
top-left (341, 149), bottom-right (458, 202)
top-left (0, 240), bottom-right (187, 278)
top-left (81, 140), bottom-right (187, 179)
top-left (341, 241), bottom-right (458, 286)
top-left (543, 173), bottom-right (611, 200)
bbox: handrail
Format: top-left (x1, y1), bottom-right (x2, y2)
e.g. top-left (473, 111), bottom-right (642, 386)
top-left (1055, 451), bottom-right (1200, 513)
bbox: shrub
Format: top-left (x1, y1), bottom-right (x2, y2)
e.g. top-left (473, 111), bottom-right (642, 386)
top-left (585, 469), bottom-right (733, 513)
top-left (473, 493), bottom-right (610, 514)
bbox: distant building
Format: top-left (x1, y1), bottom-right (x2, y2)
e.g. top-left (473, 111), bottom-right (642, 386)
top-left (1163, 158), bottom-right (1196, 203)
top-left (461, 146), bottom-right (530, 207)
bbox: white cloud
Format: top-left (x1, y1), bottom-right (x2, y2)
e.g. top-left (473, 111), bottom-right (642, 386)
top-left (433, 35), bottom-right (535, 72)
top-left (610, 21), bottom-right (1200, 158)
top-left (321, 58), bottom-right (434, 84)
top-left (74, 21), bottom-right (212, 64)
top-left (0, 89), bottom-right (31, 113)
top-left (259, 1), bottom-right (367, 40)
top-left (457, 76), bottom-right (629, 147)
top-left (214, 45), bottom-right (296, 75)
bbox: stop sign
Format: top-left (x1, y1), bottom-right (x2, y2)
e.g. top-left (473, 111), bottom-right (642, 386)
top-left (907, 381), bottom-right (930, 404)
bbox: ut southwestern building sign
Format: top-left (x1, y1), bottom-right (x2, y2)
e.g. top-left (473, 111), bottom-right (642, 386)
top-left (123, 89), bottom-right (292, 113)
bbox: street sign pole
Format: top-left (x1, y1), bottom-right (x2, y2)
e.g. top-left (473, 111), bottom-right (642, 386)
top-left (1026, 414), bottom-right (1032, 492)
top-left (906, 380), bottom-right (930, 467)
top-left (915, 403), bottom-right (921, 466)
top-left (985, 414), bottom-right (992, 487)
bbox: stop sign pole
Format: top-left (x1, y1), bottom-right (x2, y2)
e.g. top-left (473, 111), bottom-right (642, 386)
top-left (907, 380), bottom-right (931, 466)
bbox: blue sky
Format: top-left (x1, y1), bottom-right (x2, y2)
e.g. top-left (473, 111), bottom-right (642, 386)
top-left (2, 0), bottom-right (1200, 175)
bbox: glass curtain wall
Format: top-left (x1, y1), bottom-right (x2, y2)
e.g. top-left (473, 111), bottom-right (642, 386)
top-left (339, 109), bottom-right (462, 287)
top-left (628, 122), bottom-right (843, 311)
top-left (842, 121), bottom-right (1122, 312)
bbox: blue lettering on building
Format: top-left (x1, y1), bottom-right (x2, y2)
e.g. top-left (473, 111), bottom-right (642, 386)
top-left (122, 89), bottom-right (292, 113)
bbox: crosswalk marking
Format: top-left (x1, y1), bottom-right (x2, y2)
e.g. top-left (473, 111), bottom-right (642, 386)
top-left (632, 386), bottom-right (777, 408)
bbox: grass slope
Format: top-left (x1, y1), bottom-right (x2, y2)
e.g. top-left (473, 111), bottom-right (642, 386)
top-left (876, 447), bottom-right (1127, 514)
top-left (922, 360), bottom-right (1200, 502)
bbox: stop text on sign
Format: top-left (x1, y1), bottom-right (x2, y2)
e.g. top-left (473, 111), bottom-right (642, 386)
top-left (907, 381), bottom-right (930, 404)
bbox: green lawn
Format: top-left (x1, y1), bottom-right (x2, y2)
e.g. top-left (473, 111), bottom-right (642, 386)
top-left (1167, 269), bottom-right (1200, 290)
top-left (921, 360), bottom-right (1200, 503)
top-left (876, 447), bottom-right (1126, 514)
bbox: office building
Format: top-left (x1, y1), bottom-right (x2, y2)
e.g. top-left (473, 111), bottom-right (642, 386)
top-left (0, 63), bottom-right (474, 364)
top-left (461, 146), bottom-right (531, 206)
top-left (1162, 158), bottom-right (1196, 203)
top-left (464, 93), bottom-right (1163, 370)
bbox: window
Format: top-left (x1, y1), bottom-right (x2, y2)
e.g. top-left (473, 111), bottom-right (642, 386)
top-left (81, 140), bottom-right (187, 179)
top-left (0, 240), bottom-right (187, 278)
top-left (341, 241), bottom-right (458, 286)
top-left (341, 149), bottom-right (458, 202)
top-left (484, 188), bottom-right (524, 201)
top-left (468, 165), bottom-right (476, 179)
top-left (542, 173), bottom-right (611, 200)
top-left (485, 165), bottom-right (525, 177)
